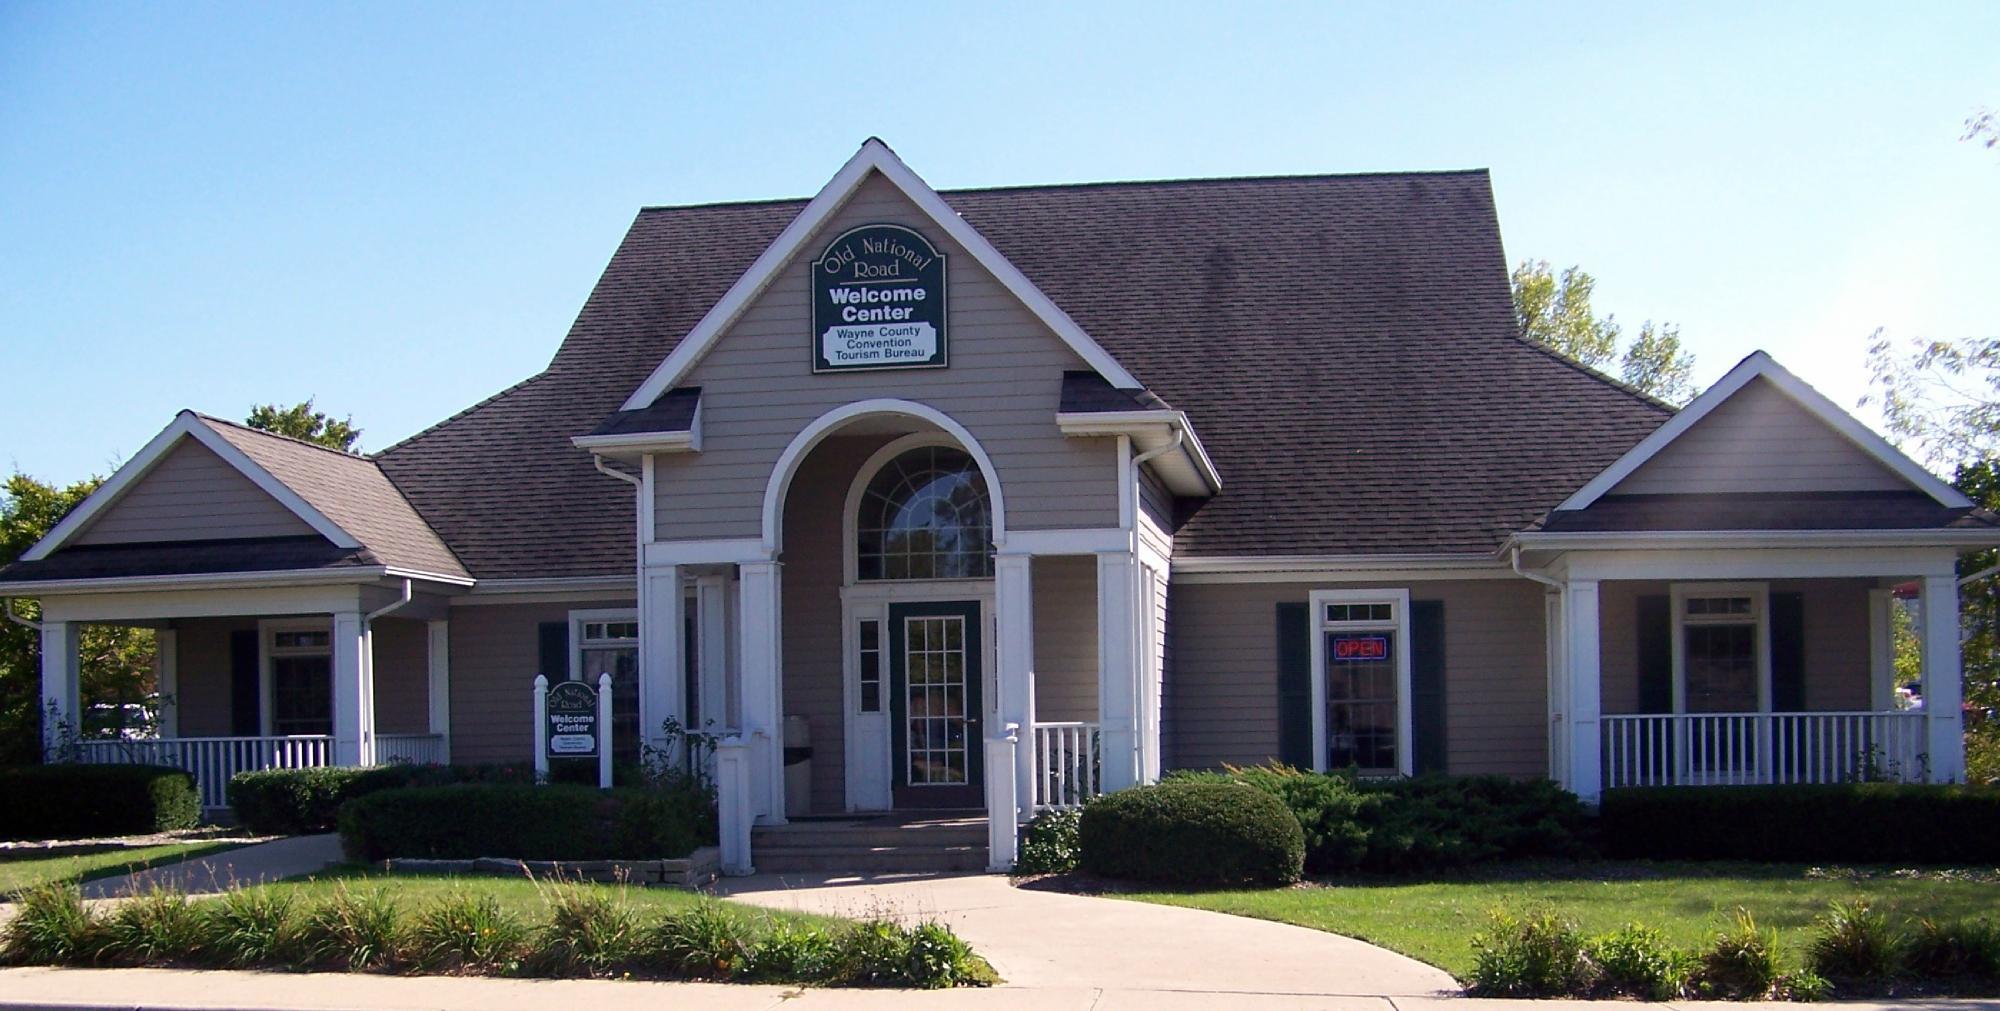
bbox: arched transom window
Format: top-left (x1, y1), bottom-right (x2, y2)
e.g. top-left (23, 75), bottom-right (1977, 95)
top-left (856, 445), bottom-right (994, 581)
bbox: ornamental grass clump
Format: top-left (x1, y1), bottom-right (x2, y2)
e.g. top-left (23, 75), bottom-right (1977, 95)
top-left (299, 884), bottom-right (403, 970)
top-left (1695, 910), bottom-right (1784, 1000)
top-left (409, 891), bottom-right (526, 973)
top-left (1467, 909), bottom-right (1593, 998)
top-left (1906, 917), bottom-right (2000, 982)
top-left (0, 881), bottom-right (103, 965)
top-left (101, 887), bottom-right (206, 966)
top-left (526, 884), bottom-right (645, 977)
top-left (1806, 900), bottom-right (1902, 989)
top-left (1588, 924), bottom-right (1693, 1000)
top-left (649, 898), bottom-right (750, 979)
top-left (203, 887), bottom-right (304, 967)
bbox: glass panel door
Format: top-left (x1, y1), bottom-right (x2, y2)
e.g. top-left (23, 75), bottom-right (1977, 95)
top-left (888, 600), bottom-right (984, 808)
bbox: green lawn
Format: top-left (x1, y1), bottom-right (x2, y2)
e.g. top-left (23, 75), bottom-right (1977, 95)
top-left (0, 841), bottom-right (243, 898)
top-left (259, 865), bottom-right (841, 927)
top-left (1122, 862), bottom-right (2000, 980)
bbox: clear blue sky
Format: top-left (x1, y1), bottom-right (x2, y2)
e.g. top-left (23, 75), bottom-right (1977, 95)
top-left (3, 2), bottom-right (1995, 486)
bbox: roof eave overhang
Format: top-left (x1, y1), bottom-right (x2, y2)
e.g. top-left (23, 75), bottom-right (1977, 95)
top-left (1507, 529), bottom-right (2000, 552)
top-left (570, 431), bottom-right (699, 460)
top-left (1055, 409), bottom-right (1221, 496)
top-left (0, 565), bottom-right (474, 597)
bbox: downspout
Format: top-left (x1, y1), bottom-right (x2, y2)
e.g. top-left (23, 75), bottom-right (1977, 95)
top-left (592, 454), bottom-right (642, 489)
top-left (3, 598), bottom-right (40, 632)
top-left (359, 579), bottom-right (413, 764)
top-left (1131, 427), bottom-right (1185, 469)
top-left (1509, 544), bottom-right (1563, 589)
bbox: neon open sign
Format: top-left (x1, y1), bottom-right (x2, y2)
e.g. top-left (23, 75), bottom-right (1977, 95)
top-left (1331, 635), bottom-right (1390, 662)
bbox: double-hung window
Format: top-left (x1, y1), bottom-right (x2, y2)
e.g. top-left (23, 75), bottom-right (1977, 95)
top-left (572, 612), bottom-right (640, 766)
top-left (1673, 584), bottom-right (1768, 714)
top-left (1309, 589), bottom-right (1412, 776)
top-left (266, 624), bottom-right (332, 737)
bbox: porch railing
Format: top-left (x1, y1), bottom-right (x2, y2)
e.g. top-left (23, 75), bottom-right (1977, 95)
top-left (1032, 721), bottom-right (1101, 810)
top-left (1602, 712), bottom-right (1927, 789)
top-left (77, 733), bottom-right (447, 810)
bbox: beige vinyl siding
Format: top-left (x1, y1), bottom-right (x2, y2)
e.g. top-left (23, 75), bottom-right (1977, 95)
top-left (448, 599), bottom-right (634, 764)
top-left (1613, 378), bottom-right (1907, 495)
top-left (172, 618), bottom-right (252, 737)
top-left (370, 617), bottom-right (431, 735)
top-left (75, 438), bottom-right (316, 545)
top-left (1168, 579), bottom-right (1549, 776)
top-left (1033, 554), bottom-right (1098, 723)
top-left (654, 172), bottom-right (1120, 542)
top-left (1138, 465), bottom-right (1176, 541)
top-left (1598, 578), bottom-right (1875, 714)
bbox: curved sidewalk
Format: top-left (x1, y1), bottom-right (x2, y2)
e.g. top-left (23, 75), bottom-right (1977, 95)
top-left (715, 871), bottom-right (1457, 998)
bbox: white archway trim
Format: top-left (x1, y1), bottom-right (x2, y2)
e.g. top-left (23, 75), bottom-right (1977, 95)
top-left (761, 400), bottom-right (1008, 555)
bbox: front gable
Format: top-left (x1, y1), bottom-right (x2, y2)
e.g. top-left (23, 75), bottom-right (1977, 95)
top-left (1611, 376), bottom-right (1908, 496)
top-left (71, 437), bottom-right (319, 545)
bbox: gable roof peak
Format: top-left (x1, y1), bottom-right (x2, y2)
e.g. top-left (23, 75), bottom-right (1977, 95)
top-left (617, 138), bottom-right (1141, 412)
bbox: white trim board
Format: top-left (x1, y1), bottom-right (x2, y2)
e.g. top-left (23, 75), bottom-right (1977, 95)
top-left (618, 138), bottom-right (1140, 413)
top-left (1306, 587), bottom-right (1415, 778)
top-left (1555, 351), bottom-right (1971, 512)
top-left (24, 412), bottom-right (361, 561)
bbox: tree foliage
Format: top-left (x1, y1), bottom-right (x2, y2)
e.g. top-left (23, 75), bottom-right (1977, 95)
top-left (1510, 260), bottom-right (1698, 405)
top-left (246, 398), bottom-right (362, 453)
top-left (1953, 461), bottom-right (2000, 785)
top-left (1862, 330), bottom-right (2000, 467)
top-left (1967, 107), bottom-right (1998, 153)
top-left (0, 474), bottom-right (158, 764)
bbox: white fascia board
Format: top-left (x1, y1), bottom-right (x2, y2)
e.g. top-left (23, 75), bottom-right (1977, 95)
top-left (1055, 409), bottom-right (1222, 495)
top-left (465, 575), bottom-right (636, 594)
top-left (1557, 351), bottom-right (1971, 512)
top-left (618, 139), bottom-right (1140, 412)
top-left (380, 567), bottom-right (478, 588)
top-left (0, 566), bottom-right (394, 597)
top-left (1511, 529), bottom-right (2000, 551)
top-left (643, 538), bottom-right (769, 567)
top-left (1171, 553), bottom-right (1515, 583)
top-left (570, 431), bottom-right (697, 455)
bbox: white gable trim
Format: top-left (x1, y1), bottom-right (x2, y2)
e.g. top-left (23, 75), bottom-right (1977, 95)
top-left (618, 139), bottom-right (1140, 412)
top-left (22, 413), bottom-right (363, 561)
top-left (1556, 351), bottom-right (1971, 512)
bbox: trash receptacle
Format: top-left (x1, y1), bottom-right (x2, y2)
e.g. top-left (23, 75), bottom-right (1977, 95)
top-left (783, 715), bottom-right (812, 816)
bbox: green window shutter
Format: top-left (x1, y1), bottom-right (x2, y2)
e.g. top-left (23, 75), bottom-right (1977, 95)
top-left (538, 621), bottom-right (571, 681)
top-left (1410, 599), bottom-right (1447, 775)
top-left (1770, 591), bottom-right (1805, 711)
top-left (229, 628), bottom-right (260, 736)
top-left (1276, 601), bottom-right (1313, 769)
top-left (1636, 595), bottom-right (1672, 714)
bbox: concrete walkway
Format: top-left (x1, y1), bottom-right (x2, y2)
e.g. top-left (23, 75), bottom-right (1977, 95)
top-left (1, 967), bottom-right (1995, 1010)
top-left (79, 833), bottom-right (344, 899)
top-left (714, 871), bottom-right (1458, 997)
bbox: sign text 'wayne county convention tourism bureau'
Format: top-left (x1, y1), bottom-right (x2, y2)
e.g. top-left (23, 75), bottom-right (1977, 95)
top-left (811, 224), bottom-right (948, 372)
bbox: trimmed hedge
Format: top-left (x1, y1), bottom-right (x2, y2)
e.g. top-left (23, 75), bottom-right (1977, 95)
top-left (1600, 784), bottom-right (2000, 864)
top-left (228, 763), bottom-right (536, 834)
top-left (1169, 765), bottom-right (1589, 874)
top-left (338, 784), bottom-right (715, 862)
top-left (1078, 781), bottom-right (1304, 886)
top-left (1, 764), bottom-right (200, 841)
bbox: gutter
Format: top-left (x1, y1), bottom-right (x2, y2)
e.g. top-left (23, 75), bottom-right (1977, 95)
top-left (1055, 408), bottom-right (1222, 495)
top-left (1509, 545), bottom-right (1564, 590)
top-left (3, 598), bottom-right (39, 632)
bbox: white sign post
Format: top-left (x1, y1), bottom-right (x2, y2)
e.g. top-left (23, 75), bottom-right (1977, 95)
top-left (596, 672), bottom-right (613, 789)
top-left (532, 674), bottom-right (550, 783)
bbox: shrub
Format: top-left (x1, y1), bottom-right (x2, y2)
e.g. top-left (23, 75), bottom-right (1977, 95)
top-left (0, 881), bottom-right (103, 964)
top-left (101, 887), bottom-right (206, 966)
top-left (1013, 808), bottom-right (1082, 874)
top-left (300, 885), bottom-right (403, 970)
top-left (527, 885), bottom-right (644, 977)
top-left (832, 918), bottom-right (914, 986)
top-left (1588, 924), bottom-right (1691, 1000)
top-left (1695, 910), bottom-right (1783, 1000)
top-left (227, 763), bottom-right (542, 835)
top-left (746, 921), bottom-right (840, 981)
top-left (1078, 781), bottom-right (1304, 886)
top-left (203, 887), bottom-right (302, 967)
top-left (1806, 900), bottom-right (1903, 987)
top-left (1600, 784), bottom-right (2000, 863)
top-left (1467, 909), bottom-right (1593, 997)
top-left (650, 899), bottom-right (749, 979)
top-left (338, 783), bottom-right (712, 862)
top-left (1906, 918), bottom-right (2000, 981)
top-left (410, 891), bottom-right (526, 972)
top-left (898, 920), bottom-right (982, 989)
top-left (0, 764), bottom-right (199, 841)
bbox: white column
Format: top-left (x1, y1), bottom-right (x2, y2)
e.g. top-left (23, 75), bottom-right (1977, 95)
top-left (695, 573), bottom-right (730, 732)
top-left (993, 552), bottom-right (1036, 857)
top-left (155, 628), bottom-right (179, 739)
top-left (1562, 580), bottom-right (1603, 802)
top-left (40, 620), bottom-right (80, 759)
top-left (1543, 590), bottom-right (1567, 781)
top-left (426, 619), bottom-right (451, 759)
top-left (1097, 550), bottom-right (1142, 792)
top-left (1921, 574), bottom-right (1966, 783)
top-left (737, 560), bottom-right (785, 824)
top-left (330, 610), bottom-right (374, 766)
top-left (640, 563), bottom-right (685, 758)
top-left (1868, 589), bottom-right (1896, 713)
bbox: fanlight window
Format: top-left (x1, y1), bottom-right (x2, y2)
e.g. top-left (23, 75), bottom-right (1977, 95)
top-left (856, 446), bottom-right (993, 581)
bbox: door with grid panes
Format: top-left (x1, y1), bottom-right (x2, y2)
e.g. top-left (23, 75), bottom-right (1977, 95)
top-left (887, 600), bottom-right (984, 808)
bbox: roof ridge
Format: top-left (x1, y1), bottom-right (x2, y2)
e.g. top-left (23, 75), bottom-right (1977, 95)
top-left (190, 411), bottom-right (381, 464)
top-left (635, 167), bottom-right (1493, 214)
top-left (376, 372), bottom-right (546, 457)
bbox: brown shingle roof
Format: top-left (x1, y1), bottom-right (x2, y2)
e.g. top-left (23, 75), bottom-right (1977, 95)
top-left (381, 170), bottom-right (1676, 579)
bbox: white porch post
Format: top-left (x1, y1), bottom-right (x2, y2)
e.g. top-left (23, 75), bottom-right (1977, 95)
top-left (1097, 549), bottom-right (1142, 792)
top-left (738, 559), bottom-right (785, 824)
top-left (330, 610), bottom-right (374, 766)
top-left (695, 572), bottom-right (731, 732)
top-left (1921, 574), bottom-right (1966, 782)
top-left (39, 620), bottom-right (80, 758)
top-left (641, 563), bottom-right (686, 758)
top-left (992, 552), bottom-right (1036, 868)
top-left (426, 619), bottom-right (451, 760)
top-left (155, 627), bottom-right (179, 739)
top-left (1562, 580), bottom-right (1603, 802)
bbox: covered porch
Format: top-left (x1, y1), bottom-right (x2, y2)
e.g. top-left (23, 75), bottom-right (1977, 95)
top-left (32, 578), bottom-right (456, 810)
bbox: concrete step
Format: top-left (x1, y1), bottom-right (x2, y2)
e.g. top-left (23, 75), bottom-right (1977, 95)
top-left (753, 825), bottom-right (987, 849)
top-left (750, 843), bottom-right (990, 874)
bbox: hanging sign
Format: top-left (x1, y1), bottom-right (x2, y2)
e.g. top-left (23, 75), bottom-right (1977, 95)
top-left (1330, 635), bottom-right (1391, 662)
top-left (812, 224), bottom-right (948, 372)
top-left (545, 680), bottom-right (599, 757)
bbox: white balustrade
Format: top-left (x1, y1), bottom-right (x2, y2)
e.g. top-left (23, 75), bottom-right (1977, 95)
top-left (78, 733), bottom-right (446, 810)
top-left (1032, 721), bottom-right (1101, 810)
top-left (1602, 712), bottom-right (1928, 789)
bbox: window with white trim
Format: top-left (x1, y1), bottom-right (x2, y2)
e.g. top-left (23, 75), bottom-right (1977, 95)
top-left (1677, 587), bottom-right (1765, 714)
top-left (1312, 591), bottom-right (1409, 775)
top-left (267, 624), bottom-right (332, 737)
top-left (572, 612), bottom-right (640, 766)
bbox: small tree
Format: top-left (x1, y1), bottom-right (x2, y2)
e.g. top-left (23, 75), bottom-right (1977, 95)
top-left (1510, 260), bottom-right (1698, 405)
